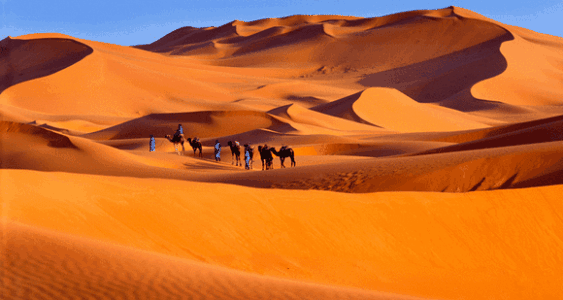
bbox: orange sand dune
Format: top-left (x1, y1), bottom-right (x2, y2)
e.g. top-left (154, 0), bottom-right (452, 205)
top-left (413, 114), bottom-right (563, 155)
top-left (449, 7), bottom-right (563, 107)
top-left (2, 170), bottom-right (562, 300)
top-left (5, 116), bottom-right (563, 194)
top-left (313, 88), bottom-right (490, 131)
top-left (2, 221), bottom-right (424, 300)
top-left (3, 5), bottom-right (563, 300)
top-left (214, 140), bottom-right (563, 192)
top-left (0, 36), bottom-right (92, 95)
top-left (268, 103), bottom-right (385, 133)
top-left (142, 7), bottom-right (510, 72)
top-left (2, 33), bottom-right (259, 120)
top-left (83, 111), bottom-right (288, 140)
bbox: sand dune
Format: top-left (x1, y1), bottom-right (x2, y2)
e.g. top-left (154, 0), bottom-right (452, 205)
top-left (2, 221), bottom-right (425, 300)
top-left (2, 170), bottom-right (562, 300)
top-left (83, 110), bottom-right (288, 140)
top-left (2, 5), bottom-right (563, 300)
top-left (0, 36), bottom-right (92, 95)
top-left (268, 103), bottom-right (384, 133)
top-left (413, 114), bottom-right (563, 155)
top-left (313, 88), bottom-right (489, 131)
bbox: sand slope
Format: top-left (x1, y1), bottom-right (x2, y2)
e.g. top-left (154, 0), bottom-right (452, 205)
top-left (3, 221), bottom-right (427, 300)
top-left (2, 170), bottom-right (563, 300)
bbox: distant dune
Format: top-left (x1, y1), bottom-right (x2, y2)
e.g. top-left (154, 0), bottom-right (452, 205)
top-left (2, 5), bottom-right (563, 300)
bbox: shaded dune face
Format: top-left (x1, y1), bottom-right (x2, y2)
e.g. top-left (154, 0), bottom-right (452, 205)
top-left (83, 110), bottom-right (288, 141)
top-left (358, 31), bottom-right (513, 111)
top-left (0, 121), bottom-right (76, 149)
top-left (413, 115), bottom-right (563, 155)
top-left (0, 37), bottom-right (93, 95)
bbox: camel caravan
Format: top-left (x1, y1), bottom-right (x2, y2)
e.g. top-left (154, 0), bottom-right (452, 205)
top-left (162, 124), bottom-right (295, 170)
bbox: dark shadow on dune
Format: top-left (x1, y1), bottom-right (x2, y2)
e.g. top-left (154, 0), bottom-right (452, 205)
top-left (512, 168), bottom-right (563, 189)
top-left (0, 121), bottom-right (77, 149)
top-left (406, 114), bottom-right (563, 157)
top-left (358, 30), bottom-right (514, 112)
top-left (0, 37), bottom-right (93, 96)
top-left (500, 173), bottom-right (518, 189)
top-left (183, 160), bottom-right (244, 171)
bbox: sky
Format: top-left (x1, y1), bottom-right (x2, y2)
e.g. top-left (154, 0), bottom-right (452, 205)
top-left (1, 0), bottom-right (562, 46)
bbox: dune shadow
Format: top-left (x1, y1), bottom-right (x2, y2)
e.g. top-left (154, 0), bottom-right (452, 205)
top-left (358, 30), bottom-right (514, 112)
top-left (0, 37), bottom-right (93, 95)
top-left (183, 159), bottom-right (245, 171)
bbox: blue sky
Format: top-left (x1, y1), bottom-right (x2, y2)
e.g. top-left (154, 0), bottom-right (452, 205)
top-left (1, 0), bottom-right (561, 45)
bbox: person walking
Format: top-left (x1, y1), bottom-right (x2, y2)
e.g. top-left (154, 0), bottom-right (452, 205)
top-left (214, 140), bottom-right (221, 161)
top-left (248, 145), bottom-right (254, 169)
top-left (149, 135), bottom-right (156, 152)
top-left (244, 144), bottom-right (251, 170)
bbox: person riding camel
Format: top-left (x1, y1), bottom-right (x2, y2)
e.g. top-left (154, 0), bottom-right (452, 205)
top-left (174, 124), bottom-right (184, 139)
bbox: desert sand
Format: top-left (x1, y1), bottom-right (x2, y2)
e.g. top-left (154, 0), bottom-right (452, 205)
top-left (1, 6), bottom-right (563, 300)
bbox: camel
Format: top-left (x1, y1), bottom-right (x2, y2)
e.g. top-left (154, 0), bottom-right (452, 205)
top-left (164, 134), bottom-right (185, 155)
top-left (270, 146), bottom-right (296, 168)
top-left (257, 145), bottom-right (274, 170)
top-left (186, 137), bottom-right (203, 158)
top-left (227, 141), bottom-right (241, 166)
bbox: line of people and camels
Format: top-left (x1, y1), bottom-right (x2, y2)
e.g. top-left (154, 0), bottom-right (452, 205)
top-left (158, 124), bottom-right (295, 170)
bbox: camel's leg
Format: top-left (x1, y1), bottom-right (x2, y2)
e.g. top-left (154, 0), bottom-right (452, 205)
top-left (280, 157), bottom-right (285, 168)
